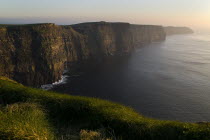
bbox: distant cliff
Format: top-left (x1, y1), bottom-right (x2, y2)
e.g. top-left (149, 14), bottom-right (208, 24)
top-left (164, 26), bottom-right (194, 35)
top-left (71, 22), bottom-right (166, 56)
top-left (0, 22), bottom-right (166, 86)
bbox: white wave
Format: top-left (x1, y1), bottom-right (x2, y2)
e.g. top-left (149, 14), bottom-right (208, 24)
top-left (41, 74), bottom-right (69, 90)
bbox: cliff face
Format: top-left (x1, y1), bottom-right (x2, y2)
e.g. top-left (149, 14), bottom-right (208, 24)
top-left (130, 25), bottom-right (166, 45)
top-left (164, 26), bottom-right (194, 35)
top-left (0, 22), bottom-right (166, 86)
top-left (0, 24), bottom-right (87, 86)
top-left (71, 22), bottom-right (133, 57)
top-left (71, 22), bottom-right (166, 57)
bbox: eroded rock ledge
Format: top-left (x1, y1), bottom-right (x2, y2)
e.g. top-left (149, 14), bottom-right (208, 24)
top-left (0, 22), bottom-right (166, 86)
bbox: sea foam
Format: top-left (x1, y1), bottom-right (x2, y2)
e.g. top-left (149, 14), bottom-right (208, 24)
top-left (41, 71), bottom-right (69, 90)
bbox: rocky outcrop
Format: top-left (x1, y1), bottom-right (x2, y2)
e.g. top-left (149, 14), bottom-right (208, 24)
top-left (0, 22), bottom-right (166, 86)
top-left (164, 26), bottom-right (194, 35)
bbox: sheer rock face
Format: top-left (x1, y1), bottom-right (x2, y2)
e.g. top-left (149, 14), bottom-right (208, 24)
top-left (0, 22), bottom-right (166, 86)
top-left (71, 22), bottom-right (166, 56)
top-left (164, 26), bottom-right (194, 35)
top-left (71, 22), bottom-right (133, 57)
top-left (0, 24), bottom-right (87, 86)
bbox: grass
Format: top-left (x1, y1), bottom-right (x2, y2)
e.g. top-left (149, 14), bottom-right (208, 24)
top-left (0, 77), bottom-right (210, 140)
top-left (0, 103), bottom-right (54, 140)
top-left (0, 23), bottom-right (55, 27)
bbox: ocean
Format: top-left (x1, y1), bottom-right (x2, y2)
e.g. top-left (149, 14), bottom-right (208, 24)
top-left (49, 33), bottom-right (210, 122)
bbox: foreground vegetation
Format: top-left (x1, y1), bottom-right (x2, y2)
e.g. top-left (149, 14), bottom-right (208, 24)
top-left (0, 77), bottom-right (210, 140)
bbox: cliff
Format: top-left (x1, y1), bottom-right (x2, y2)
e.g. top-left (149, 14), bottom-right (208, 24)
top-left (164, 26), bottom-right (194, 35)
top-left (0, 22), bottom-right (166, 86)
top-left (0, 23), bottom-right (87, 86)
top-left (71, 22), bottom-right (166, 56)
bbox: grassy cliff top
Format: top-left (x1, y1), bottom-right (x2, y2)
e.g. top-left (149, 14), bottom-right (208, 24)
top-left (70, 21), bottom-right (130, 26)
top-left (0, 22), bottom-right (161, 28)
top-left (0, 23), bottom-right (55, 27)
top-left (0, 77), bottom-right (210, 140)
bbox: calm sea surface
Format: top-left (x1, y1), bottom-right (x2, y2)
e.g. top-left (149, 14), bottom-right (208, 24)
top-left (51, 33), bottom-right (210, 122)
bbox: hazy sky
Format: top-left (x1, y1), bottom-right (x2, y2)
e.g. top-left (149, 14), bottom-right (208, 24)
top-left (0, 0), bottom-right (210, 29)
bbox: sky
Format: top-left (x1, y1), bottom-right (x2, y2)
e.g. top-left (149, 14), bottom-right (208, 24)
top-left (0, 0), bottom-right (210, 30)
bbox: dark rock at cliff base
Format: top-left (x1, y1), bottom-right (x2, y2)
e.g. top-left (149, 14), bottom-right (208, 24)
top-left (164, 26), bottom-right (194, 35)
top-left (0, 22), bottom-right (166, 86)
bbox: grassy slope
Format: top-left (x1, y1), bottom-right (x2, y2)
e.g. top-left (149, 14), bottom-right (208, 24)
top-left (0, 77), bottom-right (210, 140)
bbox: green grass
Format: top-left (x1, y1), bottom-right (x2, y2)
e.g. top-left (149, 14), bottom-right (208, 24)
top-left (0, 103), bottom-right (54, 140)
top-left (0, 23), bottom-right (55, 27)
top-left (0, 77), bottom-right (210, 140)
